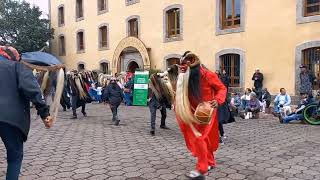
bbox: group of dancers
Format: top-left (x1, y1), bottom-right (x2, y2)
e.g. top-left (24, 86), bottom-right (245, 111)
top-left (1, 45), bottom-right (226, 180)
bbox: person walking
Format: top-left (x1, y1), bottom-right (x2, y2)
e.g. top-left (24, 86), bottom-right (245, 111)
top-left (103, 77), bottom-right (124, 126)
top-left (60, 74), bottom-right (71, 111)
top-left (0, 46), bottom-right (53, 180)
top-left (68, 71), bottom-right (88, 119)
top-left (148, 74), bottom-right (171, 136)
top-left (175, 51), bottom-right (227, 179)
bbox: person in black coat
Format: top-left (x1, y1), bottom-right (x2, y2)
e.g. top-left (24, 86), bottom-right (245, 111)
top-left (67, 71), bottom-right (88, 119)
top-left (252, 68), bottom-right (264, 90)
top-left (60, 72), bottom-right (71, 111)
top-left (0, 47), bottom-right (52, 180)
top-left (103, 78), bottom-right (124, 126)
top-left (220, 69), bottom-right (230, 89)
top-left (261, 88), bottom-right (272, 113)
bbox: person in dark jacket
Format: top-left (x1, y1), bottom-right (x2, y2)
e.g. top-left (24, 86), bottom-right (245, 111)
top-left (261, 88), bottom-right (271, 113)
top-left (220, 69), bottom-right (230, 89)
top-left (299, 65), bottom-right (315, 95)
top-left (252, 68), bottom-right (264, 90)
top-left (103, 77), bottom-right (124, 126)
top-left (68, 71), bottom-right (88, 119)
top-left (148, 74), bottom-right (171, 136)
top-left (0, 46), bottom-right (52, 180)
top-left (60, 73), bottom-right (71, 111)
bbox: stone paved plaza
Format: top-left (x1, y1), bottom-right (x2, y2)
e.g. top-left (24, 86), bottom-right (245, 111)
top-left (0, 104), bottom-right (320, 180)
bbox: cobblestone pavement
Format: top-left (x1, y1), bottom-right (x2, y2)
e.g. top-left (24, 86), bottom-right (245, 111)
top-left (0, 104), bottom-right (320, 180)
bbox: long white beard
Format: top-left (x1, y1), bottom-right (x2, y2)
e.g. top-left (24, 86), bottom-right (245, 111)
top-left (175, 68), bottom-right (198, 125)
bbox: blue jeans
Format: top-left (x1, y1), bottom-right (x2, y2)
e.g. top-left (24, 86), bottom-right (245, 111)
top-left (241, 100), bottom-right (249, 110)
top-left (283, 114), bottom-right (304, 123)
top-left (0, 122), bottom-right (24, 180)
top-left (124, 92), bottom-right (132, 106)
top-left (96, 95), bottom-right (102, 103)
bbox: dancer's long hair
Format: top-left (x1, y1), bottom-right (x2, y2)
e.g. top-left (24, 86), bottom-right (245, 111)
top-left (189, 64), bottom-right (202, 103)
top-left (149, 74), bottom-right (173, 104)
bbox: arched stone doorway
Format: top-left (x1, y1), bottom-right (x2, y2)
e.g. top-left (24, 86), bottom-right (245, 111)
top-left (112, 37), bottom-right (150, 73)
top-left (127, 61), bottom-right (140, 73)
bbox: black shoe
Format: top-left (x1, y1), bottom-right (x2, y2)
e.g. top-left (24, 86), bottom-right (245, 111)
top-left (71, 115), bottom-right (77, 119)
top-left (150, 130), bottom-right (155, 136)
top-left (160, 125), bottom-right (170, 129)
top-left (279, 116), bottom-right (283, 124)
top-left (82, 112), bottom-right (87, 117)
top-left (186, 171), bottom-right (205, 180)
top-left (63, 108), bottom-right (67, 112)
top-left (219, 137), bottom-right (225, 145)
top-left (114, 120), bottom-right (120, 126)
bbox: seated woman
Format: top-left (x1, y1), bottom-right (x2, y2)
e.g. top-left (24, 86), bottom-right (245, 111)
top-left (261, 88), bottom-right (271, 113)
top-left (240, 88), bottom-right (252, 110)
top-left (279, 93), bottom-right (313, 123)
top-left (274, 88), bottom-right (292, 117)
top-left (230, 92), bottom-right (241, 115)
top-left (241, 92), bottom-right (261, 119)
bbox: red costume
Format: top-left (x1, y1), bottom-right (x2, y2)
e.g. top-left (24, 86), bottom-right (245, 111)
top-left (176, 66), bottom-right (227, 174)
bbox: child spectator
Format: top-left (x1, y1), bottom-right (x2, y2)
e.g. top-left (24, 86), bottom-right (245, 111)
top-left (241, 88), bottom-right (252, 110)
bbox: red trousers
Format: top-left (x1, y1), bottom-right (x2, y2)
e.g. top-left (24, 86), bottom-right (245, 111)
top-left (177, 112), bottom-right (219, 173)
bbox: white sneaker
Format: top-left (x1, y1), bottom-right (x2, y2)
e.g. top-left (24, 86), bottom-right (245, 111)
top-left (186, 170), bottom-right (205, 179)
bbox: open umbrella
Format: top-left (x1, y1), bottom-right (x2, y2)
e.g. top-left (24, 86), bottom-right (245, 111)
top-left (20, 51), bottom-right (65, 122)
top-left (21, 51), bottom-right (62, 65)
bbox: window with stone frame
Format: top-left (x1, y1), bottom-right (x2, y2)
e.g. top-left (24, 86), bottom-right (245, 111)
top-left (76, 0), bottom-right (84, 19)
top-left (128, 18), bottom-right (139, 37)
top-left (100, 62), bottom-right (109, 74)
top-left (99, 26), bottom-right (108, 49)
top-left (221, 0), bottom-right (241, 29)
top-left (220, 54), bottom-right (240, 87)
top-left (126, 0), bottom-right (139, 6)
top-left (304, 0), bottom-right (320, 17)
top-left (98, 0), bottom-right (107, 13)
top-left (166, 8), bottom-right (181, 38)
top-left (77, 31), bottom-right (85, 52)
top-left (302, 47), bottom-right (320, 89)
top-left (78, 63), bottom-right (85, 71)
top-left (59, 35), bottom-right (66, 56)
top-left (58, 6), bottom-right (65, 27)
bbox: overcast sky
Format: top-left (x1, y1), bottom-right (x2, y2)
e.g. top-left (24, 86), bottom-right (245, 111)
top-left (25, 0), bottom-right (48, 16)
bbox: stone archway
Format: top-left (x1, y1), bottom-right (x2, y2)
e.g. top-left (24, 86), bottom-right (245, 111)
top-left (112, 37), bottom-right (150, 73)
